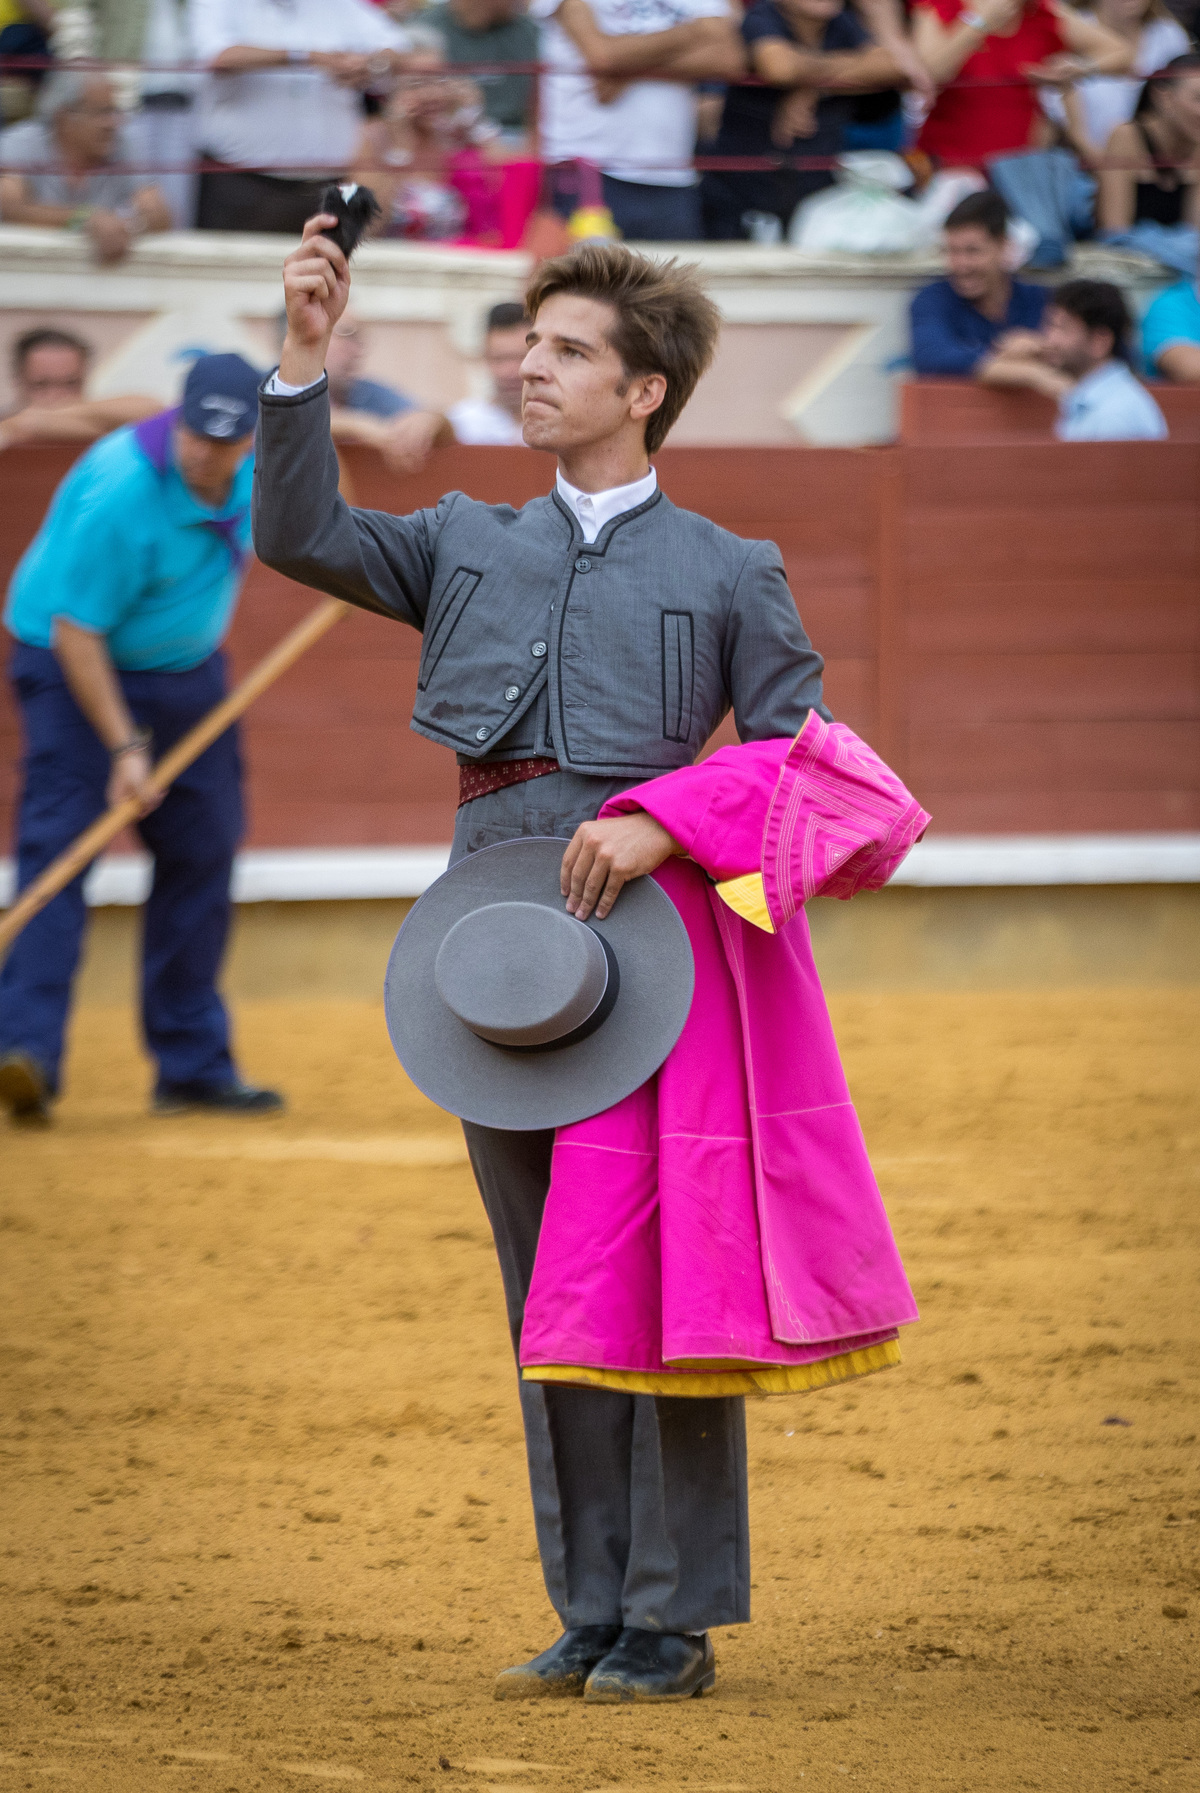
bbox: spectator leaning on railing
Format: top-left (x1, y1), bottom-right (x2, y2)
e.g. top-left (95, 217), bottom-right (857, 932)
top-left (701, 0), bottom-right (909, 242)
top-left (530, 0), bottom-right (745, 242)
top-left (911, 0), bottom-right (1130, 169)
top-left (447, 299), bottom-right (528, 443)
top-left (910, 190), bottom-right (1048, 375)
top-left (70, 0), bottom-right (201, 227)
top-left (0, 69), bottom-right (173, 260)
top-left (979, 276), bottom-right (1168, 436)
top-left (190, 0), bottom-right (425, 234)
top-left (0, 324), bottom-right (164, 451)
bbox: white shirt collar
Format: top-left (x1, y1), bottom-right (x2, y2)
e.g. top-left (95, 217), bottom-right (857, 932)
top-left (555, 466), bottom-right (658, 543)
top-left (1061, 359), bottom-right (1126, 413)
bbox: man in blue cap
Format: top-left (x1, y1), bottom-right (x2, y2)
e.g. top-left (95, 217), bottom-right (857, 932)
top-left (0, 353), bottom-right (284, 1125)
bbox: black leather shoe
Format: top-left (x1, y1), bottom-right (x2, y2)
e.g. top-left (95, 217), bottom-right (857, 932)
top-left (584, 1629), bottom-right (716, 1703)
top-left (494, 1625), bottom-right (623, 1700)
top-left (0, 1052), bottom-right (52, 1126)
top-left (152, 1079), bottom-right (285, 1117)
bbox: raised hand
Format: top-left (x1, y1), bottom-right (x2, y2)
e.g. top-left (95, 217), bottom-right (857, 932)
top-left (278, 214), bottom-right (352, 387)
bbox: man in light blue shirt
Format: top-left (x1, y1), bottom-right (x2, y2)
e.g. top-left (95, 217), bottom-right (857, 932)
top-left (0, 354), bottom-right (284, 1126)
top-left (981, 279), bottom-right (1167, 442)
top-left (1140, 276), bottom-right (1200, 384)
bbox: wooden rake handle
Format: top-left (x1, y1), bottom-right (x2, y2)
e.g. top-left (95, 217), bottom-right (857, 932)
top-left (0, 596), bottom-right (348, 960)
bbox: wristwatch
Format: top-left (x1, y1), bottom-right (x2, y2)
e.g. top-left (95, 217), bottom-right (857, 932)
top-left (959, 8), bottom-right (987, 27)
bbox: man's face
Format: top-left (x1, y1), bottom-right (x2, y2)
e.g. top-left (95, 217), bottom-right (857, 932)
top-left (519, 293), bottom-right (663, 456)
top-left (17, 343), bottom-right (87, 410)
top-left (1040, 305), bottom-right (1111, 379)
top-left (944, 225), bottom-right (1007, 304)
top-left (55, 78), bottom-right (122, 165)
top-left (172, 425), bottom-right (254, 507)
top-left (485, 325), bottom-right (528, 417)
top-left (324, 316), bottom-right (365, 391)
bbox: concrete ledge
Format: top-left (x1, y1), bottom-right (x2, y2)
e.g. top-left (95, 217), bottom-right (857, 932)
top-left (892, 834), bottom-right (1200, 887)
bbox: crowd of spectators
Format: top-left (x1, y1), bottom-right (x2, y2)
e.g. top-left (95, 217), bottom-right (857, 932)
top-left (2, 0), bottom-right (1198, 250)
top-left (4, 0), bottom-right (1200, 427)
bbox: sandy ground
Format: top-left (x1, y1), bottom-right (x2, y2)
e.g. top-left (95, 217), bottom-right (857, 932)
top-left (1, 989), bottom-right (1198, 1793)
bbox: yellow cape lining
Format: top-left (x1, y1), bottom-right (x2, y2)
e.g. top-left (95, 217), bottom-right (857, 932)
top-left (713, 870), bottom-right (775, 934)
top-left (522, 1338), bottom-right (901, 1398)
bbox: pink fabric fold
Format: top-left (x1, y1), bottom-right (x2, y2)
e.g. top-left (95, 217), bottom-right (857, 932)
top-left (518, 719), bottom-right (928, 1384)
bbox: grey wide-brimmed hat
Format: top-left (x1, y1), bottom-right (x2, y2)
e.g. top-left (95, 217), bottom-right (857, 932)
top-left (384, 837), bottom-right (695, 1131)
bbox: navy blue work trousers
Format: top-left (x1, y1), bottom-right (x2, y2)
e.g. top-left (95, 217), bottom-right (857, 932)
top-left (0, 644), bottom-right (243, 1095)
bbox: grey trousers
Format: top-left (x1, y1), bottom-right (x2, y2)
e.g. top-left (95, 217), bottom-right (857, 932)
top-left (463, 1119), bottom-right (751, 1633)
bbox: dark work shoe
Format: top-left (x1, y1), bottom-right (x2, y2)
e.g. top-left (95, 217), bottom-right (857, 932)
top-left (584, 1629), bottom-right (716, 1703)
top-left (494, 1625), bottom-right (623, 1700)
top-left (152, 1079), bottom-right (285, 1117)
top-left (0, 1052), bottom-right (53, 1127)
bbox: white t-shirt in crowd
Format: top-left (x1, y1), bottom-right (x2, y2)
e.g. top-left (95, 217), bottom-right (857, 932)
top-left (1041, 14), bottom-right (1189, 149)
top-left (141, 0), bottom-right (199, 98)
top-left (191, 0), bottom-right (412, 175)
top-left (529, 0), bottom-right (730, 188)
top-left (447, 396), bottom-right (526, 445)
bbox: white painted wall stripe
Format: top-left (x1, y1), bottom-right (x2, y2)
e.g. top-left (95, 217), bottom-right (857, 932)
top-left (1, 835), bottom-right (1198, 910)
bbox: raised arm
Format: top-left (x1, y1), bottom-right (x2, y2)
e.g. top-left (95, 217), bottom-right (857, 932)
top-left (252, 216), bottom-right (443, 626)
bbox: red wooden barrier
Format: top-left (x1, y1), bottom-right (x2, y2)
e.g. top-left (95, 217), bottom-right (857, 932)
top-left (2, 440), bottom-right (1198, 847)
top-left (899, 378), bottom-right (1200, 445)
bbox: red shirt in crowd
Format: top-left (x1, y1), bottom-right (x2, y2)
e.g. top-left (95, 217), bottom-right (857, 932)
top-left (915, 0), bottom-right (1067, 166)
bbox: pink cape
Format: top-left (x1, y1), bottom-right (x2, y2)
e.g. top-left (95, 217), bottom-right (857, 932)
top-left (519, 715), bottom-right (930, 1398)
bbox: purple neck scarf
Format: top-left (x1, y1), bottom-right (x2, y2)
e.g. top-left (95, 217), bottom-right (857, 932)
top-left (132, 407), bottom-right (248, 573)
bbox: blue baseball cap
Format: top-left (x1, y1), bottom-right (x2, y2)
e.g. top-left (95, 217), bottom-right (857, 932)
top-left (181, 353), bottom-right (261, 441)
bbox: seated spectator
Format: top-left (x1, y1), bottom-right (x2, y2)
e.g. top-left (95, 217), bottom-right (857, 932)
top-left (1043, 0), bottom-right (1189, 164)
top-left (425, 0), bottom-right (539, 140)
top-left (190, 0), bottom-right (423, 234)
top-left (530, 0), bottom-right (745, 242)
top-left (355, 66), bottom-right (507, 241)
top-left (980, 276), bottom-right (1168, 437)
top-left (910, 191), bottom-right (1048, 376)
top-left (911, 0), bottom-right (1128, 170)
top-left (1097, 53), bottom-right (1200, 238)
top-left (702, 0), bottom-right (907, 242)
top-left (1140, 263), bottom-right (1200, 376)
top-left (6, 326), bottom-right (89, 413)
top-left (274, 307), bottom-right (453, 470)
top-left (0, 71), bottom-right (173, 262)
top-left (0, 327), bottom-right (165, 451)
top-left (447, 300), bottom-right (528, 443)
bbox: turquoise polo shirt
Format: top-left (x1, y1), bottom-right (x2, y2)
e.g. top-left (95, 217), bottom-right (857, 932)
top-left (4, 417), bottom-right (254, 673)
top-left (1140, 279), bottom-right (1200, 372)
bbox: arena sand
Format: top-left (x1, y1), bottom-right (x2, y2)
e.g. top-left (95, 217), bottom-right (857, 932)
top-left (1, 990), bottom-right (1197, 1793)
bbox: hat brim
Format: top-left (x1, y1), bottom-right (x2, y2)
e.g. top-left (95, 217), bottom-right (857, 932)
top-left (384, 837), bottom-right (695, 1131)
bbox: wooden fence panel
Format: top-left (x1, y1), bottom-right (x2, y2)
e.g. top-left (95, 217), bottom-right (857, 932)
top-left (1, 438), bottom-right (1197, 850)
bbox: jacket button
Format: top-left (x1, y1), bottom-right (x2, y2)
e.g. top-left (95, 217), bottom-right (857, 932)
top-left (475, 727), bottom-right (490, 741)
top-left (574, 557), bottom-right (591, 573)
top-left (504, 686), bottom-right (520, 702)
top-left (531, 640), bottom-right (547, 658)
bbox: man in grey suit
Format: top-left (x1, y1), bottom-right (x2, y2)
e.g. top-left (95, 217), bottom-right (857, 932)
top-left (252, 222), bottom-right (830, 1702)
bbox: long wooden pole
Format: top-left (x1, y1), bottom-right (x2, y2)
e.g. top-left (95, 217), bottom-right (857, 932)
top-left (0, 596), bottom-right (348, 959)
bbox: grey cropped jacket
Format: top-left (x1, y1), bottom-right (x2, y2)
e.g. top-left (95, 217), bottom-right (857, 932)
top-left (252, 377), bottom-right (831, 777)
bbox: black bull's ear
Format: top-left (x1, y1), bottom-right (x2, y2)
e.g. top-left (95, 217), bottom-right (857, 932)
top-left (319, 183), bottom-right (383, 258)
